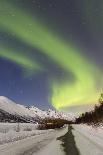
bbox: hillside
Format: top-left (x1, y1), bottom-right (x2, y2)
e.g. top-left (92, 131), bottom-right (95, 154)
top-left (0, 96), bottom-right (74, 123)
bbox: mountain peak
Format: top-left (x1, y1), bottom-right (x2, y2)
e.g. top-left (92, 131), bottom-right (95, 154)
top-left (0, 96), bottom-right (10, 100)
top-left (0, 96), bottom-right (74, 123)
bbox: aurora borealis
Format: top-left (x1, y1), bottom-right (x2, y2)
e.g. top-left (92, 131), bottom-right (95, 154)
top-left (0, 0), bottom-right (103, 110)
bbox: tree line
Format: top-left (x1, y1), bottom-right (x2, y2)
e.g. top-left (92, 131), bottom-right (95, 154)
top-left (75, 93), bottom-right (103, 126)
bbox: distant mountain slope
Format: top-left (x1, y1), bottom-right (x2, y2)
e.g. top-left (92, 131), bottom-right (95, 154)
top-left (28, 106), bottom-right (74, 120)
top-left (0, 96), bottom-right (37, 117)
top-left (0, 96), bottom-right (74, 123)
top-left (0, 96), bottom-right (39, 123)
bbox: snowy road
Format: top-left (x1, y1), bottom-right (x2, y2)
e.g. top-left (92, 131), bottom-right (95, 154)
top-left (0, 127), bottom-right (67, 155)
top-left (0, 125), bottom-right (103, 155)
top-left (72, 125), bottom-right (103, 155)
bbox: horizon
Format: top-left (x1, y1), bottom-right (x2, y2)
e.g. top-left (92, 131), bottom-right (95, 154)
top-left (0, 95), bottom-right (96, 114)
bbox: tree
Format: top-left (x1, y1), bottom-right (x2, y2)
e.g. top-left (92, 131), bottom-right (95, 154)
top-left (99, 93), bottom-right (103, 104)
top-left (75, 93), bottom-right (103, 126)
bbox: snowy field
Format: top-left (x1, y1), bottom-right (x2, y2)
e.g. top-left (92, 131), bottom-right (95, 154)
top-left (0, 123), bottom-right (53, 145)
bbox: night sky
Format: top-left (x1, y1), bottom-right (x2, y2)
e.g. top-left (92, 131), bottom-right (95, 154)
top-left (0, 0), bottom-right (103, 110)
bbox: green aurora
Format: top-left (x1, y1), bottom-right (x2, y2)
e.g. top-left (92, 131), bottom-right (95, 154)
top-left (0, 0), bottom-right (103, 109)
top-left (0, 47), bottom-right (41, 72)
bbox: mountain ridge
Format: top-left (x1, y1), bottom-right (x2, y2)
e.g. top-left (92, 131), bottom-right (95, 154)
top-left (0, 96), bottom-right (74, 123)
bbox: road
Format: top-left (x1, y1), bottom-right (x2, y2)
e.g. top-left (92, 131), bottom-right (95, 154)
top-left (0, 127), bottom-right (67, 155)
top-left (0, 125), bottom-right (103, 155)
top-left (72, 125), bottom-right (103, 155)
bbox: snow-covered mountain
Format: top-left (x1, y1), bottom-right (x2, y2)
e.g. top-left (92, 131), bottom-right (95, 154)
top-left (28, 106), bottom-right (74, 120)
top-left (0, 96), bottom-right (74, 123)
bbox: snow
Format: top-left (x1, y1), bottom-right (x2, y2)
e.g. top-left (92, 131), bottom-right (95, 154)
top-left (0, 123), bottom-right (53, 145)
top-left (0, 122), bottom-right (103, 155)
top-left (72, 124), bottom-right (103, 155)
top-left (0, 96), bottom-right (36, 118)
top-left (27, 105), bottom-right (75, 121)
top-left (0, 96), bottom-right (75, 154)
top-left (0, 96), bottom-right (74, 121)
top-left (0, 123), bottom-right (38, 133)
top-left (0, 126), bottom-right (67, 155)
top-left (35, 127), bottom-right (67, 155)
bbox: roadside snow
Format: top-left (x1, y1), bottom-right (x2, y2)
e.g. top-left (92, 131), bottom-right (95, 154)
top-left (0, 123), bottom-right (38, 133)
top-left (0, 123), bottom-right (50, 145)
top-left (0, 127), bottom-right (67, 155)
top-left (72, 124), bottom-right (103, 155)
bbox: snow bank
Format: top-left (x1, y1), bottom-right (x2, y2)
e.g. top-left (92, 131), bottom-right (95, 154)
top-left (73, 124), bottom-right (103, 142)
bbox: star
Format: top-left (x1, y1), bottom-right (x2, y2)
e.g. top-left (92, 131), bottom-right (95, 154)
top-left (29, 78), bottom-right (33, 81)
top-left (20, 90), bottom-right (23, 94)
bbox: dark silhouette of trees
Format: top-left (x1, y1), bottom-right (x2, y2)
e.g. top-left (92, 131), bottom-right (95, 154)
top-left (75, 93), bottom-right (103, 126)
top-left (38, 118), bottom-right (72, 130)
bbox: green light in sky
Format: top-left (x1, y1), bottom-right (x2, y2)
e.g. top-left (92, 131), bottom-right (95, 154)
top-left (0, 46), bottom-right (42, 74)
top-left (0, 0), bottom-right (103, 109)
